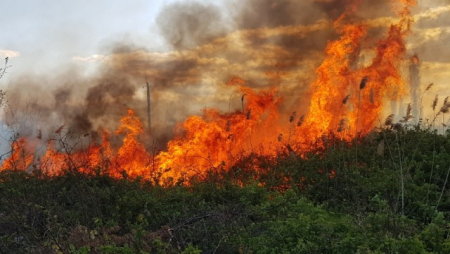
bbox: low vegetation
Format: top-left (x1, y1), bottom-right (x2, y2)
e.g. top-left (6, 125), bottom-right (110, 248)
top-left (1, 123), bottom-right (449, 253)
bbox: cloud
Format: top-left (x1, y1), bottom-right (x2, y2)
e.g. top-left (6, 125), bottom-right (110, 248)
top-left (0, 49), bottom-right (20, 58)
top-left (408, 27), bottom-right (450, 48)
top-left (406, 5), bottom-right (450, 62)
top-left (416, 4), bottom-right (450, 21)
top-left (72, 54), bottom-right (105, 63)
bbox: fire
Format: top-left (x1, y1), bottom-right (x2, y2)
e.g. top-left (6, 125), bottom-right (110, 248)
top-left (1, 0), bottom-right (417, 183)
top-left (155, 85), bottom-right (282, 181)
top-left (1, 138), bottom-right (33, 172)
top-left (112, 109), bottom-right (152, 178)
top-left (39, 131), bottom-right (112, 176)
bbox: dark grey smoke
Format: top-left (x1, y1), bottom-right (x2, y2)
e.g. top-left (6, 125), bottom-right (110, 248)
top-left (156, 1), bottom-right (227, 50)
top-left (409, 55), bottom-right (421, 123)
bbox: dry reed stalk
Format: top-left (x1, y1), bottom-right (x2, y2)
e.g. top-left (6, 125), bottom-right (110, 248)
top-left (425, 83), bottom-right (434, 91)
top-left (246, 109), bottom-right (251, 120)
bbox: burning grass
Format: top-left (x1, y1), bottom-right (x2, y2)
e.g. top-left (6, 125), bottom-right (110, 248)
top-left (0, 0), bottom-right (421, 185)
top-left (2, 0), bottom-right (450, 252)
top-left (0, 0), bottom-right (419, 183)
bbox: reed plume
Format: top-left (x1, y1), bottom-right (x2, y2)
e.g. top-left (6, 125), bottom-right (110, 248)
top-left (297, 115), bottom-right (305, 127)
top-left (440, 104), bottom-right (450, 114)
top-left (342, 94), bottom-right (350, 104)
top-left (385, 114), bottom-right (394, 126)
top-left (401, 103), bottom-right (413, 122)
top-left (337, 119), bottom-right (346, 132)
top-left (289, 111), bottom-right (296, 123)
top-left (360, 76), bottom-right (369, 90)
top-left (394, 123), bottom-right (403, 131)
top-left (226, 120), bottom-right (231, 132)
top-left (432, 95), bottom-right (438, 111)
top-left (55, 125), bottom-right (65, 134)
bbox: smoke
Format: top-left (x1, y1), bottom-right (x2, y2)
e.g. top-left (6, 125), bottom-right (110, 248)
top-left (0, 121), bottom-right (13, 163)
top-left (156, 1), bottom-right (228, 50)
top-left (409, 55), bottom-right (421, 123)
top-left (2, 0), bottom-right (432, 148)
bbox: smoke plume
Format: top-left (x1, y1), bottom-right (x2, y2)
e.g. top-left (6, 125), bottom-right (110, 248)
top-left (2, 0), bottom-right (436, 148)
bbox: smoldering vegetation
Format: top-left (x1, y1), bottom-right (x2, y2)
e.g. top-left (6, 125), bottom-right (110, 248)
top-left (2, 0), bottom-right (426, 148)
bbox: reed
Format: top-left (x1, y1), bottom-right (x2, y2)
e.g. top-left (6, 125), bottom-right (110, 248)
top-left (297, 115), bottom-right (305, 127)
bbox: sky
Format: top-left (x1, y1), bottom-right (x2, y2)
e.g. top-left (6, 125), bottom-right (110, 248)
top-left (0, 0), bottom-right (174, 77)
top-left (1, 0), bottom-right (450, 145)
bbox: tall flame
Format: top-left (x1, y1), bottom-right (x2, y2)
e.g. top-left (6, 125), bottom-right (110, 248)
top-left (1, 0), bottom-right (417, 183)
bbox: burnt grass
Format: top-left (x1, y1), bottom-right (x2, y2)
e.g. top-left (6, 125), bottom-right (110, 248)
top-left (1, 126), bottom-right (450, 253)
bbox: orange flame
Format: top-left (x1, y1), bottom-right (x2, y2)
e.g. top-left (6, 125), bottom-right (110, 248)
top-left (0, 0), bottom-right (417, 184)
top-left (1, 138), bottom-right (33, 172)
top-left (155, 85), bottom-right (282, 181)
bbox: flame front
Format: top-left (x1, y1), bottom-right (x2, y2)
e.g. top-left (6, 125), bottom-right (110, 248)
top-left (1, 0), bottom-right (417, 183)
top-left (155, 85), bottom-right (282, 181)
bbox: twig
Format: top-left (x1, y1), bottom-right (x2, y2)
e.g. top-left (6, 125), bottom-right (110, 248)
top-left (0, 57), bottom-right (11, 79)
top-left (212, 236), bottom-right (226, 254)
